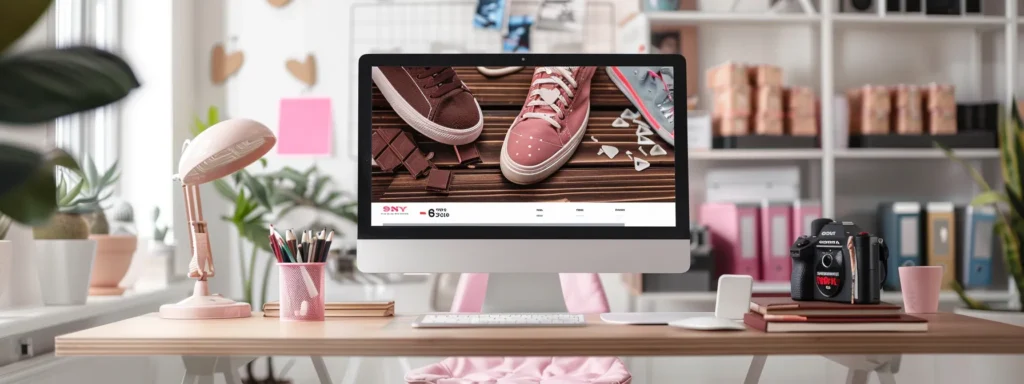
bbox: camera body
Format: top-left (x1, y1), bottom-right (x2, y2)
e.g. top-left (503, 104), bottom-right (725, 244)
top-left (791, 218), bottom-right (889, 304)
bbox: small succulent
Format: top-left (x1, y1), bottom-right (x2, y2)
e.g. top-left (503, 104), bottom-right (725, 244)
top-left (152, 206), bottom-right (169, 243)
top-left (78, 157), bottom-right (120, 235)
top-left (109, 201), bottom-right (136, 236)
top-left (33, 172), bottom-right (94, 240)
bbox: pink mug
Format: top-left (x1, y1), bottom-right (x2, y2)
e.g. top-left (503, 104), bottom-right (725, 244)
top-left (899, 266), bottom-right (944, 314)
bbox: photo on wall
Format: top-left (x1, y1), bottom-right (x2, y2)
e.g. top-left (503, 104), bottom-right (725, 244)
top-left (369, 66), bottom-right (677, 222)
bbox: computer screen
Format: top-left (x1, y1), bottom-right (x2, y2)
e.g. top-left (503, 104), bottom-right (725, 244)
top-left (368, 65), bottom-right (677, 228)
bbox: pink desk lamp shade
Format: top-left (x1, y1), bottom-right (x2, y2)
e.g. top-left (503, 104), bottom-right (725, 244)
top-left (159, 118), bottom-right (276, 320)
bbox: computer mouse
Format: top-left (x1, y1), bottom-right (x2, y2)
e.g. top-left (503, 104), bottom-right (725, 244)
top-left (668, 316), bottom-right (746, 331)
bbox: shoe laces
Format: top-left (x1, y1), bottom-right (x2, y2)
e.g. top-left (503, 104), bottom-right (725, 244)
top-left (640, 68), bottom-right (675, 125)
top-left (409, 67), bottom-right (463, 98)
top-left (522, 67), bottom-right (578, 131)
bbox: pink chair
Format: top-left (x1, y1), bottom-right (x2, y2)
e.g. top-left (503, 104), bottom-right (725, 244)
top-left (406, 273), bottom-right (632, 384)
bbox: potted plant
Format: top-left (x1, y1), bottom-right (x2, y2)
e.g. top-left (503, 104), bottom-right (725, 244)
top-left (77, 158), bottom-right (137, 296)
top-left (941, 101), bottom-right (1024, 325)
top-left (0, 215), bottom-right (12, 306)
top-left (32, 170), bottom-right (98, 305)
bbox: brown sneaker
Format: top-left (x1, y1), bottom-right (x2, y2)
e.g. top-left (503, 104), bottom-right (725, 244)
top-left (500, 66), bottom-right (596, 185)
top-left (372, 66), bottom-right (484, 145)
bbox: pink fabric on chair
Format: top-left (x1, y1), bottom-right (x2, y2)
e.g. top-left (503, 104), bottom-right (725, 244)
top-left (406, 274), bottom-right (631, 384)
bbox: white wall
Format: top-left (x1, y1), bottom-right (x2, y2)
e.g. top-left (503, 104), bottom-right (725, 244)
top-left (0, 9), bottom-right (52, 150)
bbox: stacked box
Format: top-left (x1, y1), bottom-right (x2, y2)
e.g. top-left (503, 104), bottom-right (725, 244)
top-left (892, 84), bottom-right (924, 135)
top-left (707, 62), bottom-right (751, 136)
top-left (848, 85), bottom-right (892, 135)
top-left (785, 86), bottom-right (817, 136)
top-left (753, 84), bottom-right (783, 135)
top-left (925, 83), bottom-right (956, 135)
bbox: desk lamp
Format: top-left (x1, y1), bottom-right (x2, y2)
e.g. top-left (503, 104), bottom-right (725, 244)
top-left (159, 118), bottom-right (276, 319)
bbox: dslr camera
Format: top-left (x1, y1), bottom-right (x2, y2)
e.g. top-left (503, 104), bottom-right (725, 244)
top-left (790, 218), bottom-right (889, 304)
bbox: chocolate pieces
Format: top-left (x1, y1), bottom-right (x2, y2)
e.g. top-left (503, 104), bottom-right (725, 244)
top-left (389, 131), bottom-right (417, 160)
top-left (426, 169), bottom-right (453, 193)
top-left (404, 150), bottom-right (431, 178)
top-left (372, 128), bottom-right (432, 178)
top-left (454, 143), bottom-right (482, 165)
top-left (376, 149), bottom-right (403, 172)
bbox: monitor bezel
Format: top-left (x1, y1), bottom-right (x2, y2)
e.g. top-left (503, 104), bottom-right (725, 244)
top-left (358, 54), bottom-right (689, 240)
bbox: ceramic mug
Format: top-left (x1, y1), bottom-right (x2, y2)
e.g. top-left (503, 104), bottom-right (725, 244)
top-left (899, 266), bottom-right (944, 314)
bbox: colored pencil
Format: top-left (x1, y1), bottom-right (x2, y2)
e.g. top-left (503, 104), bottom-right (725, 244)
top-left (268, 234), bottom-right (283, 263)
top-left (322, 231), bottom-right (334, 263)
top-left (286, 229), bottom-right (297, 257)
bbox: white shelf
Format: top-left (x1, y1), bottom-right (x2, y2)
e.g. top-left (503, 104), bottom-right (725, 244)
top-left (635, 287), bottom-right (1015, 304)
top-left (0, 280), bottom-right (191, 340)
top-left (645, 11), bottom-right (820, 27)
top-left (834, 148), bottom-right (1000, 159)
top-left (689, 149), bottom-right (823, 160)
top-left (834, 14), bottom-right (1007, 29)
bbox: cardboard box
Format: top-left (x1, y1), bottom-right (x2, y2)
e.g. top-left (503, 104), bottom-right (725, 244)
top-left (893, 85), bottom-right (924, 134)
top-left (928, 108), bottom-right (957, 135)
top-left (753, 113), bottom-right (784, 135)
top-left (707, 61), bottom-right (749, 89)
top-left (925, 83), bottom-right (956, 111)
top-left (787, 116), bottom-right (818, 136)
top-left (748, 64), bottom-right (783, 87)
top-left (754, 86), bottom-right (783, 115)
top-left (713, 86), bottom-right (751, 117)
top-left (714, 115), bottom-right (749, 136)
top-left (848, 86), bottom-right (892, 135)
top-left (785, 86), bottom-right (816, 117)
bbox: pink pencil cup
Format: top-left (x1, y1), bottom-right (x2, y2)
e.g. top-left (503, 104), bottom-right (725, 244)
top-left (899, 266), bottom-right (943, 314)
top-left (278, 263), bottom-right (326, 321)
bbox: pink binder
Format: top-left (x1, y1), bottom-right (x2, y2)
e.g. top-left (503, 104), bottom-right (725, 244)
top-left (760, 201), bottom-right (792, 282)
top-left (699, 202), bottom-right (761, 280)
top-left (791, 200), bottom-right (822, 239)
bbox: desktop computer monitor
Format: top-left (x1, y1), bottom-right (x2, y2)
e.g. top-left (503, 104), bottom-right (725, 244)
top-left (357, 54), bottom-right (689, 275)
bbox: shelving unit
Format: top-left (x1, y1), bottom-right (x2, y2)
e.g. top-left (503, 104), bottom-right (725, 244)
top-left (634, 1), bottom-right (1021, 306)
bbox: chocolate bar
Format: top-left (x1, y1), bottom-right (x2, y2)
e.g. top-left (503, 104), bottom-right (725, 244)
top-left (454, 144), bottom-right (482, 165)
top-left (426, 169), bottom-right (453, 192)
top-left (390, 131), bottom-right (417, 160)
top-left (375, 148), bottom-right (403, 173)
top-left (403, 150), bottom-right (431, 178)
top-left (371, 131), bottom-right (388, 157)
top-left (377, 127), bottom-right (402, 144)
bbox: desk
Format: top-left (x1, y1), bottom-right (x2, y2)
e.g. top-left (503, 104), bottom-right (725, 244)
top-left (56, 313), bottom-right (1024, 383)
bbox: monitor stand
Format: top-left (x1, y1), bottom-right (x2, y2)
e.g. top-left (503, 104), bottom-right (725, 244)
top-left (481, 273), bottom-right (568, 313)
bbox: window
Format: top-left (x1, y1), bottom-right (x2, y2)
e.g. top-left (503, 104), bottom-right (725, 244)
top-left (52, 0), bottom-right (121, 172)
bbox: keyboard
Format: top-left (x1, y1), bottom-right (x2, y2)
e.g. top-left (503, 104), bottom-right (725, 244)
top-left (412, 313), bottom-right (587, 328)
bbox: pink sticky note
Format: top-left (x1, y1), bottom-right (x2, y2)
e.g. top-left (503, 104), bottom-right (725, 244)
top-left (277, 97), bottom-right (332, 155)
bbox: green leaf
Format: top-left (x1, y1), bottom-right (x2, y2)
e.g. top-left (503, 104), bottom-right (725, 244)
top-left (311, 175), bottom-right (330, 200)
top-left (85, 157), bottom-right (100, 189)
top-left (258, 158), bottom-right (267, 168)
top-left (0, 161), bottom-right (57, 225)
top-left (241, 172), bottom-right (272, 210)
top-left (1005, 186), bottom-right (1024, 220)
top-left (213, 178), bottom-right (236, 201)
top-left (937, 142), bottom-right (994, 192)
top-left (192, 116), bottom-right (205, 137)
top-left (100, 159), bottom-right (119, 186)
top-left (59, 177), bottom-right (84, 206)
top-left (950, 280), bottom-right (990, 310)
top-left (970, 191), bottom-right (1006, 207)
top-left (0, 46), bottom-right (140, 124)
top-left (0, 0), bottom-right (53, 52)
top-left (276, 202), bottom-right (300, 221)
top-left (207, 106), bottom-right (220, 126)
top-left (320, 191), bottom-right (341, 206)
top-left (0, 144), bottom-right (43, 197)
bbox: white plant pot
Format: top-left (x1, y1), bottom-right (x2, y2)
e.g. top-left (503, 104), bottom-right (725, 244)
top-left (954, 307), bottom-right (1024, 383)
top-left (35, 239), bottom-right (97, 305)
top-left (0, 223), bottom-right (43, 308)
top-left (0, 240), bottom-right (12, 307)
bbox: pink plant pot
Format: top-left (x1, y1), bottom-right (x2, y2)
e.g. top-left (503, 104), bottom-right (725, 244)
top-left (89, 235), bottom-right (138, 295)
top-left (899, 266), bottom-right (943, 314)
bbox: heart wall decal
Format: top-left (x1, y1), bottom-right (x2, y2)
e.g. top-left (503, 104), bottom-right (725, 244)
top-left (211, 44), bottom-right (244, 85)
top-left (286, 54), bottom-right (317, 87)
top-left (267, 0), bottom-right (292, 7)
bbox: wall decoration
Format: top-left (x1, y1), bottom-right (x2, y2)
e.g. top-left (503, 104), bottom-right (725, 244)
top-left (267, 0), bottom-right (292, 7)
top-left (536, 0), bottom-right (585, 32)
top-left (278, 97), bottom-right (333, 155)
top-left (473, 0), bottom-right (507, 30)
top-left (502, 15), bottom-right (533, 53)
top-left (210, 43), bottom-right (244, 85)
top-left (286, 54), bottom-right (317, 87)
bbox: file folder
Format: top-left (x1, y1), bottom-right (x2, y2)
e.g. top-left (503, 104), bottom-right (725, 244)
top-left (699, 202), bottom-right (761, 280)
top-left (926, 202), bottom-right (957, 290)
top-left (878, 202), bottom-right (923, 290)
top-left (791, 200), bottom-right (822, 238)
top-left (760, 201), bottom-right (792, 282)
top-left (957, 205), bottom-right (996, 288)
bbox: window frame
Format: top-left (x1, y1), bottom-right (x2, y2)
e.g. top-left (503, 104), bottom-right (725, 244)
top-left (52, 0), bottom-right (122, 177)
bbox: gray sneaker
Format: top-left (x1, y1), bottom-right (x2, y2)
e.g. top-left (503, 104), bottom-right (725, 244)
top-left (606, 66), bottom-right (675, 146)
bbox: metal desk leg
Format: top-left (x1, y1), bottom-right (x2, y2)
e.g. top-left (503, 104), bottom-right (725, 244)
top-left (180, 356), bottom-right (254, 384)
top-left (180, 373), bottom-right (196, 384)
top-left (223, 367), bottom-right (242, 384)
top-left (311, 356), bottom-right (333, 384)
top-left (845, 370), bottom-right (870, 384)
top-left (744, 355), bottom-right (767, 384)
top-left (826, 355), bottom-right (901, 384)
top-left (341, 356), bottom-right (363, 384)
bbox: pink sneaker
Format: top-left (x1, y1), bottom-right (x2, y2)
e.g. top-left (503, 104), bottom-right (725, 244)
top-left (500, 66), bottom-right (595, 185)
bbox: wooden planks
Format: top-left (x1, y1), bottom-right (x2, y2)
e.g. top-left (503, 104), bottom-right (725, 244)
top-left (372, 66), bottom-right (632, 110)
top-left (56, 312), bottom-right (1024, 357)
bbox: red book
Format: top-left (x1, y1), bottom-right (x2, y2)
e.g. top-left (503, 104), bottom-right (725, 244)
top-left (749, 297), bottom-right (903, 317)
top-left (743, 312), bottom-right (928, 333)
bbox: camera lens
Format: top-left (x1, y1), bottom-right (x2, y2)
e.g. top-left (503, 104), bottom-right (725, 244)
top-left (821, 253), bottom-right (833, 268)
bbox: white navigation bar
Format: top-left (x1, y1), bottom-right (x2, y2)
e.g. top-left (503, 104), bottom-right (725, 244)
top-left (371, 202), bottom-right (675, 227)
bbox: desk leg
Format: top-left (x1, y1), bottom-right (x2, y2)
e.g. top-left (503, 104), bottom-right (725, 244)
top-left (341, 357), bottom-right (363, 384)
top-left (744, 355), bottom-right (767, 384)
top-left (180, 356), bottom-right (254, 384)
top-left (180, 373), bottom-right (196, 384)
top-left (311, 356), bottom-right (333, 384)
top-left (845, 370), bottom-right (870, 384)
top-left (826, 355), bottom-right (901, 384)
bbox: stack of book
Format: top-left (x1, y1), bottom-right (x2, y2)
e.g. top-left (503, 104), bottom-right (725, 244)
top-left (263, 301), bottom-right (395, 318)
top-left (744, 297), bottom-right (928, 333)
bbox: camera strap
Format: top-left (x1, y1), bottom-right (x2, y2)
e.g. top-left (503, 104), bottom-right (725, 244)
top-left (846, 236), bottom-right (858, 304)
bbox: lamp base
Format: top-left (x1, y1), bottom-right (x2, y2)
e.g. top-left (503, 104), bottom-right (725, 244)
top-left (159, 280), bottom-right (252, 319)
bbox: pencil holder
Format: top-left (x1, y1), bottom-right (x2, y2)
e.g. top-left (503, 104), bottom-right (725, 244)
top-left (278, 263), bottom-right (326, 321)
